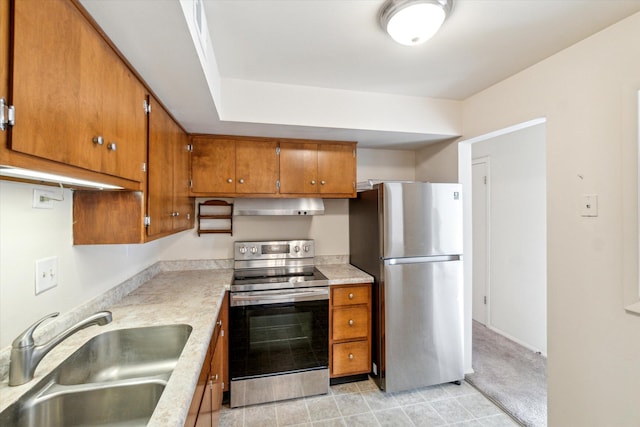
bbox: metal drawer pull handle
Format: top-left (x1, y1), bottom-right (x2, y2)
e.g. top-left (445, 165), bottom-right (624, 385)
top-left (227, 178), bottom-right (233, 183)
top-left (239, 178), bottom-right (245, 184)
top-left (321, 180), bottom-right (326, 185)
top-left (348, 319), bottom-right (354, 326)
top-left (348, 353), bottom-right (354, 360)
top-left (348, 293), bottom-right (354, 299)
top-left (107, 142), bottom-right (117, 151)
top-left (217, 320), bottom-right (223, 326)
top-left (93, 136), bottom-right (104, 145)
top-left (310, 180), bottom-right (316, 185)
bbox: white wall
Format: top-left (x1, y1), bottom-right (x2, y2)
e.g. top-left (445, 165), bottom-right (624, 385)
top-left (472, 124), bottom-right (547, 354)
top-left (357, 148), bottom-right (416, 182)
top-left (415, 139), bottom-right (460, 183)
top-left (461, 12), bottom-right (640, 427)
top-left (0, 181), bottom-right (164, 348)
top-left (0, 148), bottom-right (416, 349)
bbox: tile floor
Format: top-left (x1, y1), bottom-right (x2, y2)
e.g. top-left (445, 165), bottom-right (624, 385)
top-left (219, 378), bottom-right (520, 427)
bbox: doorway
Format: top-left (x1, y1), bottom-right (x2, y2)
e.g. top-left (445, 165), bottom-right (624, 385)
top-left (459, 118), bottom-right (548, 426)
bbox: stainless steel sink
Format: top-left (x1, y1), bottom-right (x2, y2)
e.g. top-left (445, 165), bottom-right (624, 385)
top-left (0, 324), bottom-right (192, 427)
top-left (3, 380), bottom-right (166, 427)
top-left (55, 323), bottom-right (192, 384)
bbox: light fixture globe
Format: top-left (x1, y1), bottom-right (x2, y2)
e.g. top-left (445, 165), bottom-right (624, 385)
top-left (379, 0), bottom-right (452, 46)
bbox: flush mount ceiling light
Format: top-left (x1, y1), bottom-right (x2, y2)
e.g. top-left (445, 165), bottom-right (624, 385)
top-left (379, 0), bottom-right (452, 46)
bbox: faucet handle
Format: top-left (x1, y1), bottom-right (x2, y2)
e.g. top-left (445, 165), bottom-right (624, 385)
top-left (12, 312), bottom-right (60, 349)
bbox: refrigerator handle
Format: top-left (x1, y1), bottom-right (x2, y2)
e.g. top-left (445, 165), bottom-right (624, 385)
top-left (384, 255), bottom-right (461, 265)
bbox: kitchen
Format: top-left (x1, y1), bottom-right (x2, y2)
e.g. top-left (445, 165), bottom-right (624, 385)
top-left (2, 1), bottom-right (640, 426)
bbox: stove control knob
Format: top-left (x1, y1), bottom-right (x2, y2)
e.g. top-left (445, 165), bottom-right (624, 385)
top-left (250, 246), bottom-right (258, 254)
top-left (239, 246), bottom-right (247, 254)
top-left (294, 246), bottom-right (300, 253)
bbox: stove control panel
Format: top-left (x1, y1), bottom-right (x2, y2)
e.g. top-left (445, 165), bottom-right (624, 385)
top-left (234, 240), bottom-right (315, 261)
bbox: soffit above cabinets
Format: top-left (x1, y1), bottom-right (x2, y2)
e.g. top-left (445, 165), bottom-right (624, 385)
top-left (79, 0), bottom-right (640, 149)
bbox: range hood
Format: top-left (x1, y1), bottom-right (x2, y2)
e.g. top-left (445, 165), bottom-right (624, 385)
top-left (233, 198), bottom-right (324, 216)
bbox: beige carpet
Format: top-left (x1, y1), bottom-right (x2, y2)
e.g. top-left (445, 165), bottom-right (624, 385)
top-left (465, 321), bottom-right (547, 427)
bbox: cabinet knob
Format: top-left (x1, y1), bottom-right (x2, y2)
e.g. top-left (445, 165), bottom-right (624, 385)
top-left (348, 353), bottom-right (354, 360)
top-left (321, 180), bottom-right (326, 185)
top-left (348, 319), bottom-right (354, 326)
top-left (217, 319), bottom-right (223, 326)
top-left (239, 178), bottom-right (245, 184)
top-left (213, 373), bottom-right (219, 381)
top-left (107, 142), bottom-right (117, 151)
top-left (227, 178), bottom-right (233, 183)
top-left (310, 180), bottom-right (316, 185)
top-left (93, 136), bottom-right (104, 146)
top-left (348, 293), bottom-right (354, 299)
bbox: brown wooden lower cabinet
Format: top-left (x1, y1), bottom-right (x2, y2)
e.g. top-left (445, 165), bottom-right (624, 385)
top-left (329, 283), bottom-right (372, 378)
top-left (185, 292), bottom-right (228, 427)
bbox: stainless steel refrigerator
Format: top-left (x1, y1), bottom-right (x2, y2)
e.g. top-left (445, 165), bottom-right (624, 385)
top-left (349, 182), bottom-right (464, 392)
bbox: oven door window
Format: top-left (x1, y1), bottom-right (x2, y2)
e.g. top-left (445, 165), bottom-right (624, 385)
top-left (230, 300), bottom-right (328, 380)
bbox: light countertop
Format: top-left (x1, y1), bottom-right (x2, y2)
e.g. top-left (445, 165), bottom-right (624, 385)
top-left (0, 262), bottom-right (371, 426)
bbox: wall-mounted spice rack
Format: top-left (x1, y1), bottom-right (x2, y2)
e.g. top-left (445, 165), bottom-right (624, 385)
top-left (197, 200), bottom-right (233, 236)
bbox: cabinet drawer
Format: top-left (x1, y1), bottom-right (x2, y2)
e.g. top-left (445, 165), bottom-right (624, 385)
top-left (332, 306), bottom-right (369, 341)
top-left (332, 341), bottom-right (370, 377)
top-left (331, 285), bottom-right (370, 306)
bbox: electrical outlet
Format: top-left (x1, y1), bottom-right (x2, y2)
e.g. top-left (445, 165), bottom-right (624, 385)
top-left (33, 189), bottom-right (54, 209)
top-left (35, 256), bottom-right (58, 295)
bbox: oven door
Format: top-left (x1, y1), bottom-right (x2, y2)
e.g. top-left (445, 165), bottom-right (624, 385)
top-left (229, 287), bottom-right (329, 381)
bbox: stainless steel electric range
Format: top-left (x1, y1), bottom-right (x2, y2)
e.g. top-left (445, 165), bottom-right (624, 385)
top-left (229, 240), bottom-right (329, 408)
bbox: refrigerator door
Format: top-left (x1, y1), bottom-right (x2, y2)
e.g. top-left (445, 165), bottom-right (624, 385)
top-left (382, 182), bottom-right (463, 259)
top-left (381, 257), bottom-right (464, 392)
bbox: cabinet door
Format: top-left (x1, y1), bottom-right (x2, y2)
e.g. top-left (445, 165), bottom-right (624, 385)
top-left (11, 0), bottom-right (102, 171)
top-left (210, 332), bottom-right (224, 426)
top-left (173, 130), bottom-right (194, 231)
top-left (191, 138), bottom-right (236, 194)
top-left (1, 0), bottom-right (8, 152)
top-left (279, 142), bottom-right (318, 194)
top-left (147, 98), bottom-right (174, 238)
top-left (10, 0), bottom-right (145, 182)
top-left (318, 144), bottom-right (356, 195)
top-left (235, 140), bottom-right (279, 194)
top-left (101, 51), bottom-right (146, 182)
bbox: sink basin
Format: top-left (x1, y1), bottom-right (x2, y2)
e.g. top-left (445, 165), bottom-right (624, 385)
top-left (2, 381), bottom-right (166, 427)
top-left (0, 324), bottom-right (192, 426)
top-left (54, 324), bottom-right (192, 384)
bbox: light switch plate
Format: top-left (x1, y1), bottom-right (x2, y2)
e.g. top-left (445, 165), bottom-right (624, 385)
top-left (35, 256), bottom-right (58, 295)
top-left (581, 194), bottom-right (598, 217)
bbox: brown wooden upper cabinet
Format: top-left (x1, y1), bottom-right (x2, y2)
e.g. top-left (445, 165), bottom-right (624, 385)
top-left (147, 96), bottom-right (194, 239)
top-left (191, 135), bottom-right (280, 196)
top-left (280, 142), bottom-right (356, 197)
top-left (191, 135), bottom-right (356, 198)
top-left (5, 0), bottom-right (146, 186)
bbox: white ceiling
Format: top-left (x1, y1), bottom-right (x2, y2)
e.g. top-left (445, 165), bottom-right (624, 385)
top-left (81, 0), bottom-right (640, 149)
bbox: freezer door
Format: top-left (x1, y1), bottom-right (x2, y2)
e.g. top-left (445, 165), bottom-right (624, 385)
top-left (381, 258), bottom-right (464, 392)
top-left (382, 182), bottom-right (463, 258)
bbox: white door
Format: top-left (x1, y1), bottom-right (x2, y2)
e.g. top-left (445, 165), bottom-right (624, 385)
top-left (472, 158), bottom-right (490, 325)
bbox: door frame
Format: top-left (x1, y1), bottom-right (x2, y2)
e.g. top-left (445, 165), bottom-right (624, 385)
top-left (458, 117), bottom-right (546, 374)
top-left (471, 157), bottom-right (491, 326)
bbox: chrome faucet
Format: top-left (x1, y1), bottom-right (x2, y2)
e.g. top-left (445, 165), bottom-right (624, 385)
top-left (9, 311), bottom-right (112, 386)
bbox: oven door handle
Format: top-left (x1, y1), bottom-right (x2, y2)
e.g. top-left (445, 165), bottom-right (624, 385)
top-left (230, 287), bottom-right (329, 306)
